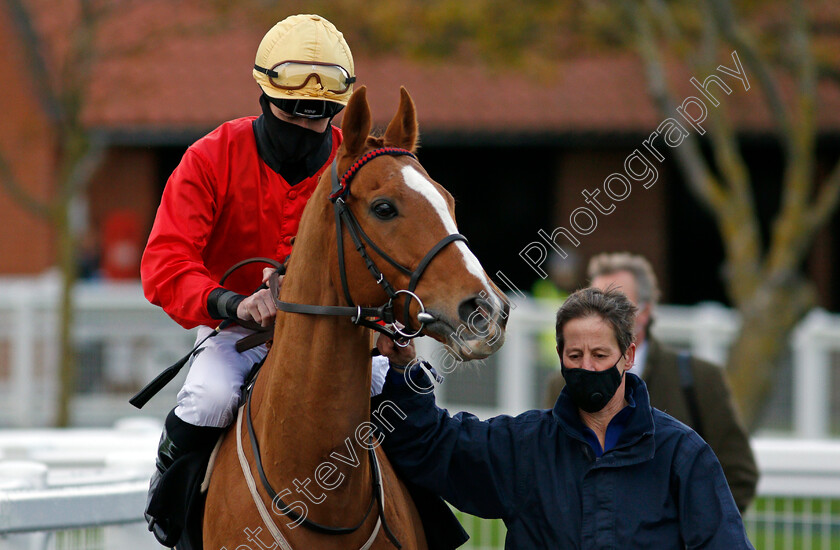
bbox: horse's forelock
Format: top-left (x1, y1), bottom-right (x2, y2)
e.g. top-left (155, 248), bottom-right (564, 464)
top-left (365, 135), bottom-right (385, 150)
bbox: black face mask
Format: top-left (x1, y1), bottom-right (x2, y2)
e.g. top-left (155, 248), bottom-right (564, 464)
top-left (561, 358), bottom-right (624, 413)
top-left (258, 93), bottom-right (330, 163)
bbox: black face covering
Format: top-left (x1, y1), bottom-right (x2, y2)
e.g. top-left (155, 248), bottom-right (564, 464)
top-left (253, 94), bottom-right (333, 184)
top-left (561, 358), bottom-right (624, 413)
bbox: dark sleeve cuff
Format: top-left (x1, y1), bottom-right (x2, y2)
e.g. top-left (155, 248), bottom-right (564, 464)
top-left (207, 288), bottom-right (246, 320)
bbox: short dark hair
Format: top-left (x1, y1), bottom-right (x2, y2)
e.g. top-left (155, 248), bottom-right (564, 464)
top-left (555, 286), bottom-right (637, 355)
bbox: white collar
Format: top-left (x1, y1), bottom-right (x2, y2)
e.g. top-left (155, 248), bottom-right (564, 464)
top-left (628, 340), bottom-right (649, 379)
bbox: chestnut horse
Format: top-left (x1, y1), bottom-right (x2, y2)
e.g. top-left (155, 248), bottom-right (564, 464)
top-left (203, 86), bottom-right (508, 549)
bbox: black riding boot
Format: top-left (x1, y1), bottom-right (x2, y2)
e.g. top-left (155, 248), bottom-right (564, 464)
top-left (145, 409), bottom-right (224, 547)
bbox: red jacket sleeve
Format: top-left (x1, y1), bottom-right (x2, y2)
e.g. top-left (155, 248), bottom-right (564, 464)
top-left (141, 146), bottom-right (223, 329)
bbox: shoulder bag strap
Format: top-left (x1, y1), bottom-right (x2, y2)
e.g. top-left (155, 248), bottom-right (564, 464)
top-left (677, 350), bottom-right (705, 440)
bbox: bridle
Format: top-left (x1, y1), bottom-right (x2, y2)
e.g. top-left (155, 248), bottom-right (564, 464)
top-left (243, 147), bottom-right (470, 548)
top-left (271, 147), bottom-right (469, 342)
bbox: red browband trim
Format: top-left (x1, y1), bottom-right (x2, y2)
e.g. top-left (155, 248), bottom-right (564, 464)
top-left (329, 147), bottom-right (416, 202)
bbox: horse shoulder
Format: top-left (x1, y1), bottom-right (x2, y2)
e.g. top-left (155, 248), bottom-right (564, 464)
top-left (203, 429), bottom-right (254, 547)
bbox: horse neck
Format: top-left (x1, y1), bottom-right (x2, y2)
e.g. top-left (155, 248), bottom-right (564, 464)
top-left (250, 206), bottom-right (376, 510)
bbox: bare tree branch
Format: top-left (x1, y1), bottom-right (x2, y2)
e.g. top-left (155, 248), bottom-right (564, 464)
top-left (705, 0), bottom-right (794, 156)
top-left (0, 152), bottom-right (50, 219)
top-left (696, 3), bottom-right (752, 202)
top-left (647, 1), bottom-right (751, 201)
top-left (2, 0), bottom-right (61, 120)
top-left (628, 1), bottom-right (728, 213)
top-left (784, 0), bottom-right (816, 200)
top-left (635, 0), bottom-right (766, 303)
top-left (766, 0), bottom-right (817, 277)
top-left (694, 5), bottom-right (764, 300)
top-left (646, 0), bottom-right (683, 45)
top-left (59, 137), bottom-right (107, 205)
top-left (809, 159), bottom-right (840, 231)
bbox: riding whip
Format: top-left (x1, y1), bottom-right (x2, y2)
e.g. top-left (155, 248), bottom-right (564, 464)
top-left (128, 320), bottom-right (231, 409)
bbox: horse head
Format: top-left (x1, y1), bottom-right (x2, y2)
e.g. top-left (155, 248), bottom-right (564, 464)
top-left (325, 86), bottom-right (508, 360)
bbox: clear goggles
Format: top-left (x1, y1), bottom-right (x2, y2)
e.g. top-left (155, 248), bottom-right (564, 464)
top-left (254, 60), bottom-right (356, 94)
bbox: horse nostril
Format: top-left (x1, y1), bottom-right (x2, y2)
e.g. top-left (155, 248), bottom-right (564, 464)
top-left (458, 296), bottom-right (493, 333)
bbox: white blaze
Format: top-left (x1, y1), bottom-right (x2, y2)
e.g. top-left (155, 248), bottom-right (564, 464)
top-left (400, 165), bottom-right (495, 295)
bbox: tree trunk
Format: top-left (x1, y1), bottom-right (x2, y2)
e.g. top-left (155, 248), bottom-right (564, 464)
top-left (725, 280), bottom-right (814, 429)
top-left (54, 205), bottom-right (78, 427)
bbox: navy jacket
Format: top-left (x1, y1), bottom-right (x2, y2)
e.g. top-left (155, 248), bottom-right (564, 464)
top-left (373, 368), bottom-right (754, 550)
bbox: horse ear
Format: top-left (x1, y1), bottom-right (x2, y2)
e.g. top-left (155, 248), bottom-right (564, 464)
top-left (341, 86), bottom-right (371, 158)
top-left (384, 87), bottom-right (418, 152)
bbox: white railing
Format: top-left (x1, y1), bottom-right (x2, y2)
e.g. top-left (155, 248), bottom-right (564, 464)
top-left (0, 418), bottom-right (161, 549)
top-left (0, 273), bottom-right (195, 427)
top-left (0, 426), bottom-right (838, 549)
top-left (1, 275), bottom-right (837, 549)
top-left (0, 274), bottom-right (838, 439)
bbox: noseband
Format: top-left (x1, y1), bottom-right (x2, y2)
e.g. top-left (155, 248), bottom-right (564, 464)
top-left (272, 147), bottom-right (468, 342)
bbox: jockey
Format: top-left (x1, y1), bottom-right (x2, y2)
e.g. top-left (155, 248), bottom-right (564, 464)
top-left (140, 14), bottom-right (388, 544)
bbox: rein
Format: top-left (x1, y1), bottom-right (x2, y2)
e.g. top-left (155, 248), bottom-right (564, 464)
top-left (243, 378), bottom-right (400, 546)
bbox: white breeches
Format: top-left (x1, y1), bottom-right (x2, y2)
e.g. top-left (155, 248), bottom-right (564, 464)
top-left (174, 325), bottom-right (392, 428)
top-left (174, 325), bottom-right (268, 427)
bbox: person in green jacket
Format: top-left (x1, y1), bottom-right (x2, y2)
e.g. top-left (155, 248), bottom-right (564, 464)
top-left (544, 252), bottom-right (759, 513)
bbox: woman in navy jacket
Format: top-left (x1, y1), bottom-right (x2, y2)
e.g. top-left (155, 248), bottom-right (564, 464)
top-left (373, 287), bottom-right (754, 549)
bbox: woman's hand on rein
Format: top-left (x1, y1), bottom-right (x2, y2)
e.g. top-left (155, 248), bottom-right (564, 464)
top-left (376, 333), bottom-right (416, 369)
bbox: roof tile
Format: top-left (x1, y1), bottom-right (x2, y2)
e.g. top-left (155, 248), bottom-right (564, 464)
top-left (18, 0), bottom-right (840, 136)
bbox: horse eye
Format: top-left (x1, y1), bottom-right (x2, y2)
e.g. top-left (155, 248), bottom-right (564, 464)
top-left (372, 200), bottom-right (397, 220)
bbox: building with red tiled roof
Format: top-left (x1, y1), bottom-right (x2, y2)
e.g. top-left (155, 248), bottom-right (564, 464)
top-left (2, 1), bottom-right (840, 308)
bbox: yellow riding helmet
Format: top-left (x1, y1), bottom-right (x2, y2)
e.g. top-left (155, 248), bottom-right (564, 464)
top-left (253, 14), bottom-right (355, 107)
